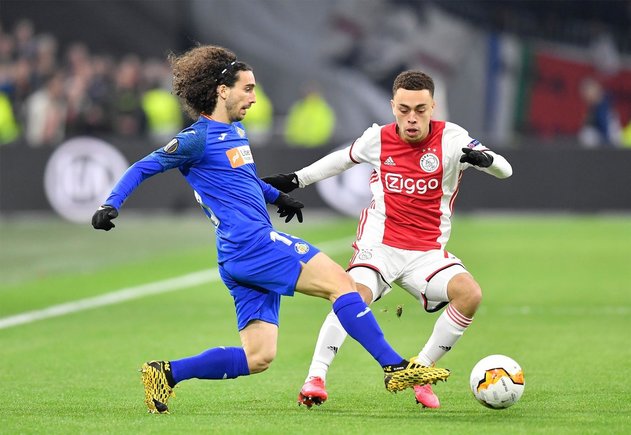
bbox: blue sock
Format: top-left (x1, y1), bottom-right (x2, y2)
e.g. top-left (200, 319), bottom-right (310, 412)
top-left (170, 347), bottom-right (250, 384)
top-left (332, 292), bottom-right (402, 366)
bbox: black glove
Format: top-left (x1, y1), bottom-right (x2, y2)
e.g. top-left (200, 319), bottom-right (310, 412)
top-left (92, 205), bottom-right (119, 231)
top-left (460, 148), bottom-right (494, 168)
top-left (262, 173), bottom-right (299, 193)
top-left (274, 192), bottom-right (303, 223)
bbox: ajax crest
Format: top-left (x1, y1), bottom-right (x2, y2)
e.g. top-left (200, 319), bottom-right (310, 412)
top-left (420, 153), bottom-right (439, 173)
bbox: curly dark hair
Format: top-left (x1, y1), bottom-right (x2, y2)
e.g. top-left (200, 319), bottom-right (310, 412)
top-left (168, 45), bottom-right (252, 119)
top-left (392, 71), bottom-right (434, 97)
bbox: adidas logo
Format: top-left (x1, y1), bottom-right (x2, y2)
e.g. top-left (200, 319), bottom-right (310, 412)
top-left (384, 156), bottom-right (396, 166)
top-left (439, 345), bottom-right (452, 351)
top-left (327, 345), bottom-right (339, 354)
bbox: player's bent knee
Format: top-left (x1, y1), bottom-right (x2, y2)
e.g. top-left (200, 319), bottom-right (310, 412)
top-left (448, 273), bottom-right (482, 310)
top-left (246, 350), bottom-right (276, 374)
top-left (470, 284), bottom-right (482, 306)
top-left (464, 278), bottom-right (483, 308)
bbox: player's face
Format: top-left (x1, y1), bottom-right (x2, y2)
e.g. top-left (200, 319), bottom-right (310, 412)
top-left (391, 88), bottom-right (435, 143)
top-left (225, 70), bottom-right (257, 122)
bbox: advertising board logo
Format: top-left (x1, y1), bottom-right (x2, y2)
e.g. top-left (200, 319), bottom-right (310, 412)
top-left (44, 137), bottom-right (129, 223)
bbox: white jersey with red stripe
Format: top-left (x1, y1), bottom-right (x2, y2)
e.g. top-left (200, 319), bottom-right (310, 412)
top-left (350, 120), bottom-right (484, 251)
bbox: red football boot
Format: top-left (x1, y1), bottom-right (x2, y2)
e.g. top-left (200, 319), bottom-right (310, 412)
top-left (414, 384), bottom-right (440, 408)
top-left (297, 377), bottom-right (328, 408)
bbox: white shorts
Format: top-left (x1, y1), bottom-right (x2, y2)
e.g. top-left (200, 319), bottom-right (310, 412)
top-left (348, 242), bottom-right (467, 312)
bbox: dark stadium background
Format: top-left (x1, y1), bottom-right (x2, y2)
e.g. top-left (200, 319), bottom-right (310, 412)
top-left (1, 0), bottom-right (630, 217)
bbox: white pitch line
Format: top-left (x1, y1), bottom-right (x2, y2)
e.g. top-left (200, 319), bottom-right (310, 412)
top-left (0, 236), bottom-right (354, 331)
top-left (0, 270), bottom-right (220, 330)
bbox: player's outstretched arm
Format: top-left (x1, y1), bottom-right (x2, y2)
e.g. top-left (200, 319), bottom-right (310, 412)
top-left (262, 148), bottom-right (356, 192)
top-left (90, 156), bottom-right (166, 231)
top-left (460, 148), bottom-right (512, 179)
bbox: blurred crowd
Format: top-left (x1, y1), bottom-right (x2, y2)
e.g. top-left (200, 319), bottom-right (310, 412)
top-left (0, 19), bottom-right (184, 147)
top-left (0, 19), bottom-right (339, 149)
top-left (2, 3), bottom-right (629, 151)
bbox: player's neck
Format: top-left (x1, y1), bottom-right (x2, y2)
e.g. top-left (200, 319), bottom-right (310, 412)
top-left (203, 107), bottom-right (231, 124)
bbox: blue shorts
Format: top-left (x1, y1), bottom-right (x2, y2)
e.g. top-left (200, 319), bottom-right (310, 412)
top-left (219, 230), bottom-right (320, 330)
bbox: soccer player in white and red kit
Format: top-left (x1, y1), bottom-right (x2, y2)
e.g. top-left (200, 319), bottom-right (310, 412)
top-left (263, 70), bottom-right (512, 409)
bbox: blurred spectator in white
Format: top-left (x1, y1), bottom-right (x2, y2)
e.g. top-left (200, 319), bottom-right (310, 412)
top-left (23, 71), bottom-right (67, 147)
top-left (141, 58), bottom-right (183, 142)
top-left (284, 83), bottom-right (335, 148)
top-left (109, 54), bottom-right (146, 137)
top-left (578, 77), bottom-right (621, 148)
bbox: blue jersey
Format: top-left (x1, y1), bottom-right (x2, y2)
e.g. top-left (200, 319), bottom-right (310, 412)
top-left (105, 115), bottom-right (281, 262)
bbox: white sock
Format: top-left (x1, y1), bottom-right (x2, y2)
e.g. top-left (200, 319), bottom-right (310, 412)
top-left (305, 310), bottom-right (348, 383)
top-left (416, 304), bottom-right (472, 366)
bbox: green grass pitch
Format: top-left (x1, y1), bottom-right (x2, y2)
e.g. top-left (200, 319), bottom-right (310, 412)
top-left (1, 213), bottom-right (630, 434)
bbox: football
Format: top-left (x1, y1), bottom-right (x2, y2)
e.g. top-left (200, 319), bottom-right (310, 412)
top-left (469, 354), bottom-right (525, 409)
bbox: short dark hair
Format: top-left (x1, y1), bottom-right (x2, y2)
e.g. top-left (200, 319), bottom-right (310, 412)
top-left (168, 45), bottom-right (252, 118)
top-left (392, 71), bottom-right (434, 97)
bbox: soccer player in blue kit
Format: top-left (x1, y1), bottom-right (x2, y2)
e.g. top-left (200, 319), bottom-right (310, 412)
top-left (91, 45), bottom-right (449, 414)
